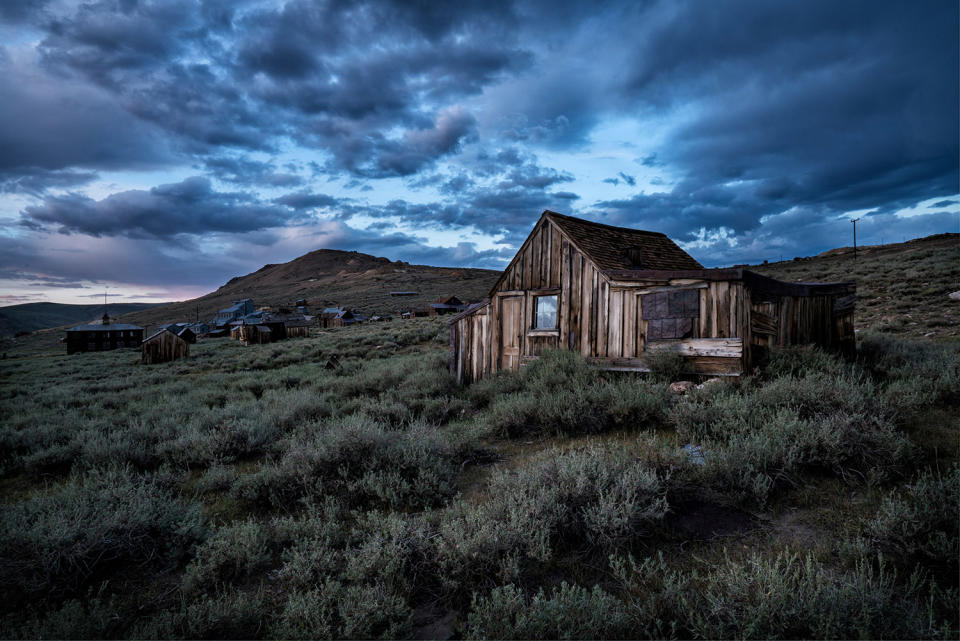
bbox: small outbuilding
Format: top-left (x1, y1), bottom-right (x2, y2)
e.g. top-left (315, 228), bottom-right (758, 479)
top-left (231, 323), bottom-right (272, 345)
top-left (450, 210), bottom-right (855, 384)
top-left (141, 328), bottom-right (190, 364)
top-left (283, 318), bottom-right (313, 338)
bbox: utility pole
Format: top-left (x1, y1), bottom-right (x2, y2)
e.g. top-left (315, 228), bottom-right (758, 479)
top-left (851, 218), bottom-right (860, 260)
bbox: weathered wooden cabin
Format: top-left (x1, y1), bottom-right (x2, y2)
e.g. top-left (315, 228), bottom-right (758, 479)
top-left (231, 324), bottom-right (272, 345)
top-left (283, 318), bottom-right (313, 338)
top-left (450, 211), bottom-right (855, 384)
top-left (319, 309), bottom-right (358, 328)
top-left (65, 314), bottom-right (143, 354)
top-left (141, 328), bottom-right (189, 364)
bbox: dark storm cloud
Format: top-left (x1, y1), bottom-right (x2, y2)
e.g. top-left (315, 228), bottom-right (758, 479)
top-left (273, 191), bottom-right (341, 211)
top-left (0, 0), bottom-right (49, 22)
top-left (0, 269), bottom-right (86, 288)
top-left (608, 0), bottom-right (959, 226)
top-left (327, 150), bottom-right (581, 243)
top-left (205, 157), bottom-right (304, 187)
top-left (20, 177), bottom-right (304, 239)
top-left (26, 0), bottom-right (530, 175)
top-left (0, 54), bottom-right (175, 175)
top-left (0, 169), bottom-right (98, 196)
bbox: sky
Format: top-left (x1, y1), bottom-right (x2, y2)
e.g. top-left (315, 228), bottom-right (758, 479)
top-left (0, 0), bottom-right (957, 305)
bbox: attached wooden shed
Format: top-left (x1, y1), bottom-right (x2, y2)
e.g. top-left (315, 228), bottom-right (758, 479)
top-left (141, 328), bottom-right (189, 364)
top-left (450, 211), bottom-right (855, 384)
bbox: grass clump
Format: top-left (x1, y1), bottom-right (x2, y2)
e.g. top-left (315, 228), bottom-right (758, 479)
top-left (466, 582), bottom-right (634, 640)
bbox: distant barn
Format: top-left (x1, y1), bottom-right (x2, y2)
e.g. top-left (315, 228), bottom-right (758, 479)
top-left (65, 313), bottom-right (144, 354)
top-left (141, 328), bottom-right (189, 364)
top-left (450, 210), bottom-right (855, 384)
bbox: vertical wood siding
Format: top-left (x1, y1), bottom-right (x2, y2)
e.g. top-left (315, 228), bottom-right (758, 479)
top-left (450, 216), bottom-right (854, 383)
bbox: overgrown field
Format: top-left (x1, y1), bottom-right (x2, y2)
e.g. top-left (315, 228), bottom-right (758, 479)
top-left (0, 318), bottom-right (957, 639)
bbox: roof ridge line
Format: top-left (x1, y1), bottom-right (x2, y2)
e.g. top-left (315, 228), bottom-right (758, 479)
top-left (543, 210), bottom-right (668, 237)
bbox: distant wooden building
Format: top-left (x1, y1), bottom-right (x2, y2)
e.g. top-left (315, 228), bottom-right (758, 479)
top-left (429, 295), bottom-right (468, 315)
top-left (141, 328), bottom-right (189, 364)
top-left (65, 314), bottom-right (143, 354)
top-left (450, 211), bottom-right (855, 384)
top-left (231, 324), bottom-right (272, 345)
top-left (177, 327), bottom-right (197, 344)
top-left (283, 318), bottom-right (313, 338)
top-left (319, 308), bottom-right (358, 328)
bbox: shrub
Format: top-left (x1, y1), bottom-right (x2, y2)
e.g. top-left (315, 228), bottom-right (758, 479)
top-left (671, 370), bottom-right (914, 506)
top-left (134, 587), bottom-right (269, 640)
top-left (231, 417), bottom-right (462, 511)
top-left (4, 590), bottom-right (125, 640)
top-left (484, 351), bottom-right (670, 438)
top-left (465, 582), bottom-right (634, 640)
top-left (865, 465), bottom-right (960, 577)
top-left (272, 580), bottom-right (411, 640)
top-left (182, 519), bottom-right (274, 595)
top-left (643, 349), bottom-right (686, 383)
top-left (681, 553), bottom-right (945, 640)
top-left (0, 465), bottom-right (206, 602)
top-left (435, 445), bottom-right (669, 595)
top-left (613, 551), bottom-right (951, 639)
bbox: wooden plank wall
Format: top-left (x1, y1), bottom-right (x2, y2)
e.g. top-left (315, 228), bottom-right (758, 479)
top-left (141, 332), bottom-right (189, 364)
top-left (747, 290), bottom-right (856, 367)
top-left (450, 303), bottom-right (491, 385)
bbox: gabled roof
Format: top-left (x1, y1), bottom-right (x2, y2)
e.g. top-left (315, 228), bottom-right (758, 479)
top-left (142, 327), bottom-right (186, 343)
top-left (544, 211), bottom-right (702, 271)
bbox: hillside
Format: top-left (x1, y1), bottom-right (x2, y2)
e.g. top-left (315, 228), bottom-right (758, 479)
top-left (0, 302), bottom-right (160, 337)
top-left (117, 249), bottom-right (500, 330)
top-left (750, 233), bottom-right (959, 340)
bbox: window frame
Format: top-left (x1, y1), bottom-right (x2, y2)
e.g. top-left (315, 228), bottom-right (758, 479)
top-left (531, 293), bottom-right (559, 332)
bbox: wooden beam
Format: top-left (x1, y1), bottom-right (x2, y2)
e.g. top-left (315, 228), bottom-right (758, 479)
top-left (645, 338), bottom-right (743, 358)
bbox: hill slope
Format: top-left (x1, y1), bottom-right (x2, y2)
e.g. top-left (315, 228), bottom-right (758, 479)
top-left (0, 302), bottom-right (160, 337)
top-left (118, 249), bottom-right (500, 330)
top-left (751, 233), bottom-right (959, 340)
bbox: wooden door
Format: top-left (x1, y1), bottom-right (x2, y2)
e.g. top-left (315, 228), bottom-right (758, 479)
top-left (498, 295), bottom-right (523, 370)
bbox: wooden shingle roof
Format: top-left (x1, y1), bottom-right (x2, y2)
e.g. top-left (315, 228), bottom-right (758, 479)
top-left (544, 211), bottom-right (703, 271)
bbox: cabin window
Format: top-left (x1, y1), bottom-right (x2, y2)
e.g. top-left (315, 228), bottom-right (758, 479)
top-left (534, 295), bottom-right (558, 329)
top-left (642, 290), bottom-right (699, 340)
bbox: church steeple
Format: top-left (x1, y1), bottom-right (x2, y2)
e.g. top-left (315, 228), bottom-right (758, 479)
top-left (102, 287), bottom-right (110, 325)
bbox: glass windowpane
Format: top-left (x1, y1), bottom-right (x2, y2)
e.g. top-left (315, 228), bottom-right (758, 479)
top-left (535, 295), bottom-right (558, 328)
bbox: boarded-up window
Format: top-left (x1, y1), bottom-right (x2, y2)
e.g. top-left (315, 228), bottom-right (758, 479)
top-left (642, 290), bottom-right (699, 340)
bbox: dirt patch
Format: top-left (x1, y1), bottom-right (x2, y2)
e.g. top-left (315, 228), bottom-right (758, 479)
top-left (412, 604), bottom-right (458, 641)
top-left (669, 500), bottom-right (755, 539)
